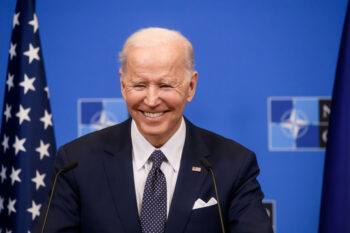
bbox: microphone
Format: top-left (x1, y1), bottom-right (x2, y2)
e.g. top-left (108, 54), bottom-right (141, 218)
top-left (200, 158), bottom-right (226, 233)
top-left (40, 161), bottom-right (79, 233)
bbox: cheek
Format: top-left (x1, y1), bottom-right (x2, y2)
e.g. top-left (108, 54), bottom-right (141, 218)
top-left (160, 91), bottom-right (187, 108)
top-left (125, 91), bottom-right (145, 107)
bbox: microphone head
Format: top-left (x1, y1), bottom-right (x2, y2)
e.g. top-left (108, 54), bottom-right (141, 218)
top-left (200, 158), bottom-right (212, 170)
top-left (61, 161), bottom-right (78, 172)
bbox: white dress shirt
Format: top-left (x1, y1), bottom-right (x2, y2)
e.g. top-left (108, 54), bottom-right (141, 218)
top-left (131, 118), bottom-right (186, 217)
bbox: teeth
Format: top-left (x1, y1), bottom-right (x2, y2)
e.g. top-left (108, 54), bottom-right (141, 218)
top-left (144, 112), bottom-right (164, 118)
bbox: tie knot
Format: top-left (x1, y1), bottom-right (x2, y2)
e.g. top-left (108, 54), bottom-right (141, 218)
top-left (151, 150), bottom-right (166, 169)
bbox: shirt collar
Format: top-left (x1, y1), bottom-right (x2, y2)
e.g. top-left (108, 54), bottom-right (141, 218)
top-left (131, 117), bottom-right (186, 172)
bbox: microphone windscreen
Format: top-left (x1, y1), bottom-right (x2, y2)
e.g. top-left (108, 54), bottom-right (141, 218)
top-left (200, 158), bottom-right (212, 170)
top-left (61, 161), bottom-right (78, 173)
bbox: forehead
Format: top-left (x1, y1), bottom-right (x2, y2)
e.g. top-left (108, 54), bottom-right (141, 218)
top-left (126, 42), bottom-right (186, 72)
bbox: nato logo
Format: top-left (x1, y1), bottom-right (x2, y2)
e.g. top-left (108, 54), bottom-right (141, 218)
top-left (78, 98), bottom-right (129, 136)
top-left (263, 200), bottom-right (276, 232)
top-left (268, 97), bottom-right (330, 151)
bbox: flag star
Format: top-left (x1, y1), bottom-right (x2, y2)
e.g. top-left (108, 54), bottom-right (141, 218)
top-left (31, 170), bottom-right (46, 190)
top-left (23, 43), bottom-right (40, 64)
top-left (7, 198), bottom-right (16, 215)
top-left (6, 74), bottom-right (14, 92)
top-left (44, 86), bottom-right (50, 98)
top-left (13, 12), bottom-right (20, 29)
top-left (2, 134), bottom-right (9, 153)
top-left (15, 104), bottom-right (31, 125)
top-left (27, 200), bottom-right (41, 220)
top-left (0, 196), bottom-right (4, 214)
top-left (0, 165), bottom-right (7, 183)
top-left (3, 104), bottom-right (12, 122)
top-left (40, 110), bottom-right (53, 129)
top-left (10, 167), bottom-right (21, 186)
top-left (12, 135), bottom-right (26, 155)
top-left (9, 43), bottom-right (17, 60)
top-left (35, 140), bottom-right (50, 160)
top-left (19, 74), bottom-right (36, 94)
top-left (28, 13), bottom-right (39, 33)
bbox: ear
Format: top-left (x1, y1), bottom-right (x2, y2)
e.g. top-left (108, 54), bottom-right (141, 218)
top-left (186, 71), bottom-right (198, 102)
top-left (119, 69), bottom-right (127, 100)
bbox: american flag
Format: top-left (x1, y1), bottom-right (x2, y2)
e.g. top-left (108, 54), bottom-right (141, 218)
top-left (0, 0), bottom-right (56, 232)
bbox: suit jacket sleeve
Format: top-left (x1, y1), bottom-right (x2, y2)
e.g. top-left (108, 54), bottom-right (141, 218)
top-left (227, 151), bottom-right (273, 233)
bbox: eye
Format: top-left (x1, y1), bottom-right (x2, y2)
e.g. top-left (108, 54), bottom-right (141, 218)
top-left (133, 84), bottom-right (146, 89)
top-left (160, 84), bottom-right (172, 88)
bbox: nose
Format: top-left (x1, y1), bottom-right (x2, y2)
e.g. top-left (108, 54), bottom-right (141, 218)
top-left (144, 85), bottom-right (160, 107)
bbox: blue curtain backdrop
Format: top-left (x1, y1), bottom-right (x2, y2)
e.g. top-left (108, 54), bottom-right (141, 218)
top-left (0, 0), bottom-right (347, 233)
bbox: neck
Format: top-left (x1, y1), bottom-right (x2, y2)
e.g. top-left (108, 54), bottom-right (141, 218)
top-left (145, 135), bottom-right (170, 148)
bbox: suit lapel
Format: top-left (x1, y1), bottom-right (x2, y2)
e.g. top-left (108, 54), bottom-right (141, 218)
top-left (166, 120), bottom-right (210, 233)
top-left (103, 119), bottom-right (142, 233)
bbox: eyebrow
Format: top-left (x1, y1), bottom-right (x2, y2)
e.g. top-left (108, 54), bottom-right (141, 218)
top-left (129, 78), bottom-right (178, 85)
top-left (128, 79), bottom-right (146, 85)
top-left (159, 80), bottom-right (176, 85)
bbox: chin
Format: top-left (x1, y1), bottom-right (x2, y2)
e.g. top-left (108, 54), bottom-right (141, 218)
top-left (140, 126), bottom-right (167, 138)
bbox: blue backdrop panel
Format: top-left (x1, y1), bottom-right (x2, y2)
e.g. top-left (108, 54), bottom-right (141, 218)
top-left (0, 0), bottom-right (348, 232)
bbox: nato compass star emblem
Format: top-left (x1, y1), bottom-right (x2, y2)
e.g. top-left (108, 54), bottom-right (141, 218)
top-left (78, 98), bottom-right (129, 136)
top-left (280, 109), bottom-right (308, 139)
top-left (90, 110), bottom-right (118, 131)
top-left (268, 97), bottom-right (331, 151)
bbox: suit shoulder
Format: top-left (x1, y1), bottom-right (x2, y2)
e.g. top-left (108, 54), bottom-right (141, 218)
top-left (61, 119), bottom-right (130, 152)
top-left (195, 125), bottom-right (254, 156)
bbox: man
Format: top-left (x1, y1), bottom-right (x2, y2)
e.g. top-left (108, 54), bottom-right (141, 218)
top-left (34, 27), bottom-right (273, 233)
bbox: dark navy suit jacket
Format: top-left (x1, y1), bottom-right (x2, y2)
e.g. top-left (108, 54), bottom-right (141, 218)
top-left (34, 118), bottom-right (273, 233)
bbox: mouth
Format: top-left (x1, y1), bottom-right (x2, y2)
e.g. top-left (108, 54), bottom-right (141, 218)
top-left (142, 111), bottom-right (166, 118)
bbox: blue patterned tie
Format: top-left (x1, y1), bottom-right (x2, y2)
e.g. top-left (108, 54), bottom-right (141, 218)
top-left (140, 150), bottom-right (167, 233)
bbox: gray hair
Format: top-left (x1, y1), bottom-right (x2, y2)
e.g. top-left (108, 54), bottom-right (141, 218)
top-left (119, 27), bottom-right (194, 79)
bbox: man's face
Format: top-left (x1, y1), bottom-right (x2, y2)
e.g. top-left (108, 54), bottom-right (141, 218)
top-left (120, 42), bottom-right (197, 147)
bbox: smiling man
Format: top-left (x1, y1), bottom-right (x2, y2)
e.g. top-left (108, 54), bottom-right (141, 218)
top-left (119, 30), bottom-right (197, 148)
top-left (34, 28), bottom-right (273, 233)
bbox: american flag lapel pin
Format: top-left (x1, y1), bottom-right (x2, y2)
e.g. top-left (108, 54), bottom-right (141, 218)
top-left (192, 166), bottom-right (201, 172)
